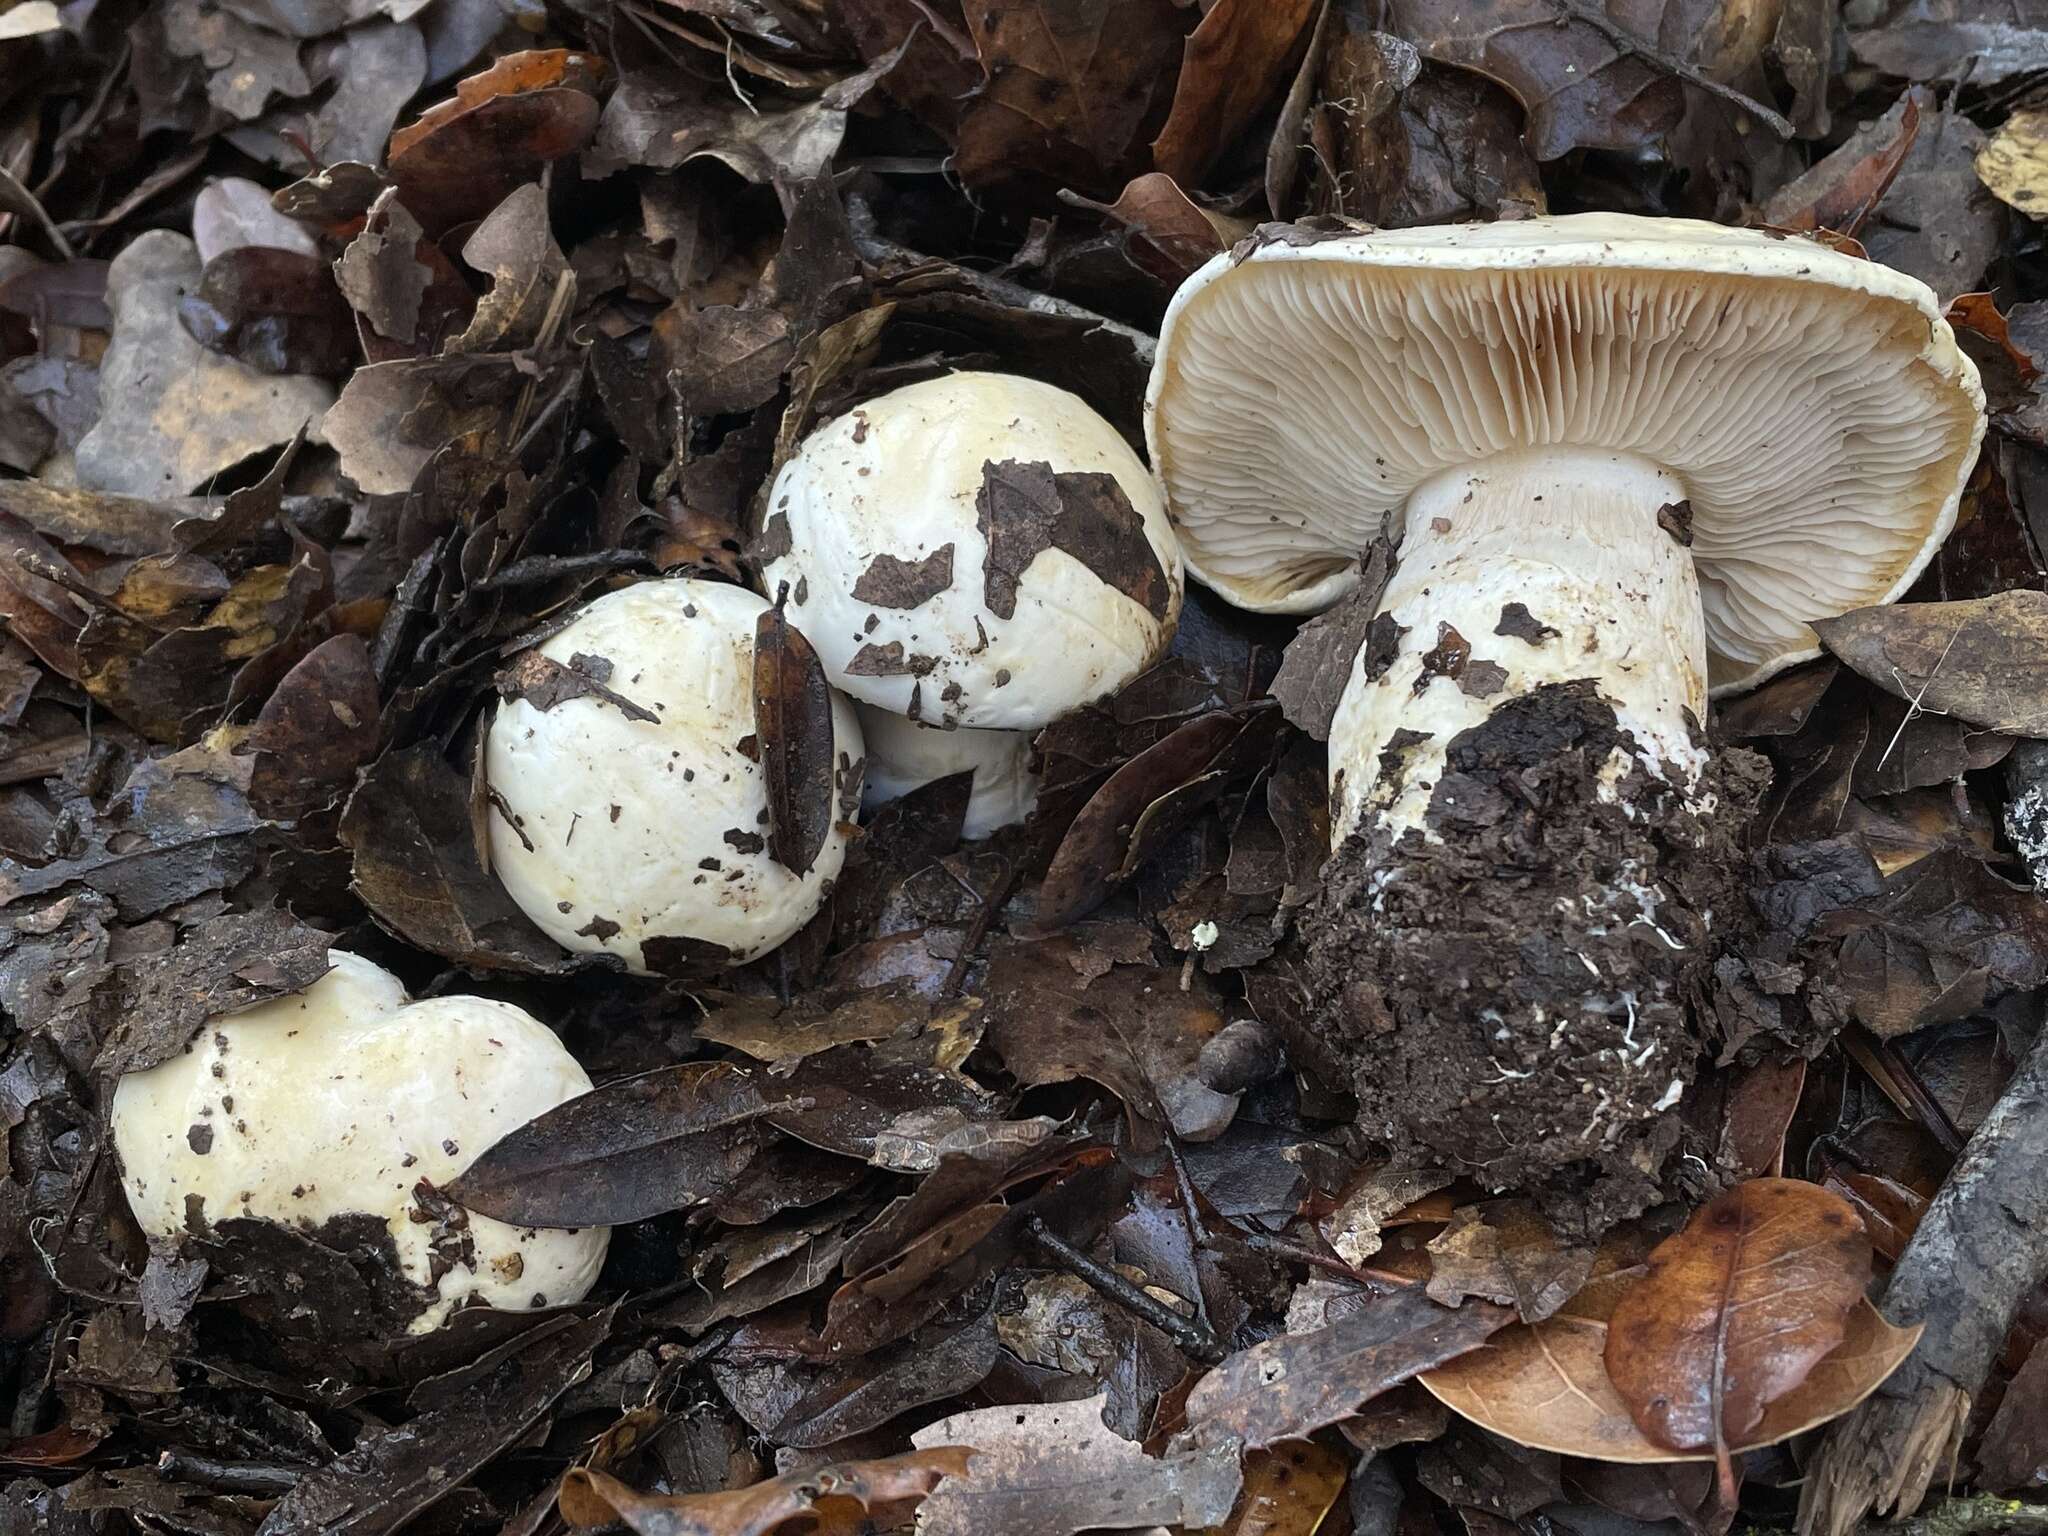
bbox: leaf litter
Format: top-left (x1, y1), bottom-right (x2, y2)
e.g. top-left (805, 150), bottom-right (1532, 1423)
top-left (1, 4), bottom-right (2046, 1535)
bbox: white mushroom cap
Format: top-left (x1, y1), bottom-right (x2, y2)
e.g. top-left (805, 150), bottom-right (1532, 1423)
top-left (484, 579), bottom-right (863, 971)
top-left (1148, 213), bottom-right (1986, 693)
top-left (762, 372), bottom-right (1183, 730)
top-left (853, 703), bottom-right (1038, 839)
top-left (110, 951), bottom-right (606, 1334)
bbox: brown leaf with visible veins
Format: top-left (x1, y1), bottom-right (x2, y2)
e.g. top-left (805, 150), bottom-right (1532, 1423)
top-left (1603, 1180), bottom-right (1871, 1465)
top-left (1385, 0), bottom-right (1682, 160)
top-left (754, 598), bottom-right (836, 876)
top-left (1422, 1268), bottom-right (1918, 1464)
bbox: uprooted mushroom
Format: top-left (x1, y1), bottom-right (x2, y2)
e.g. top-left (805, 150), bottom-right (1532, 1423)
top-left (1148, 214), bottom-right (1986, 1220)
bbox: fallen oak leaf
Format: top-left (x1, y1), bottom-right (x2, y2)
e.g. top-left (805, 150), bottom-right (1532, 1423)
top-left (1184, 1284), bottom-right (1513, 1450)
top-left (1603, 1179), bottom-right (1871, 1486)
top-left (559, 1449), bottom-right (972, 1536)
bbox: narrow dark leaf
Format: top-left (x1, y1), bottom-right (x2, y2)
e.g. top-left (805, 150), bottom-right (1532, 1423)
top-left (446, 1062), bottom-right (781, 1227)
top-left (753, 597), bottom-right (835, 876)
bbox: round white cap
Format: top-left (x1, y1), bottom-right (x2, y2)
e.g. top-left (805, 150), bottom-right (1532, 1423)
top-left (762, 372), bottom-right (1183, 728)
top-left (484, 578), bottom-right (863, 971)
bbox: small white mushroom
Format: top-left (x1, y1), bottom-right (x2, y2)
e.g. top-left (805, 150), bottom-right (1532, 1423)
top-left (484, 578), bottom-right (863, 971)
top-left (762, 371), bottom-right (1183, 835)
top-left (110, 951), bottom-right (606, 1334)
top-left (852, 703), bottom-right (1037, 840)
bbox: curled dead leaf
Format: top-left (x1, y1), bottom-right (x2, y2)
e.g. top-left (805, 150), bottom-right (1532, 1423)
top-left (559, 1449), bottom-right (972, 1535)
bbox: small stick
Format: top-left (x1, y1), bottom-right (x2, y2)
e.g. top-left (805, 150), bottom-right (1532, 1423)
top-left (938, 857), bottom-right (1015, 999)
top-left (1551, 0), bottom-right (1797, 140)
top-left (157, 1451), bottom-right (302, 1495)
top-left (1799, 1026), bottom-right (2048, 1536)
top-left (1025, 1216), bottom-right (1228, 1365)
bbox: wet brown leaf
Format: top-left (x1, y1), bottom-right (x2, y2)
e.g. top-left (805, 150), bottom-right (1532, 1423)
top-left (1186, 1285), bottom-right (1513, 1450)
top-left (1201, 1438), bottom-right (1350, 1536)
top-left (387, 50), bottom-right (606, 234)
top-left (1426, 1200), bottom-right (1597, 1324)
top-left (1603, 1179), bottom-right (1871, 1461)
top-left (244, 632), bottom-right (381, 816)
top-left (1762, 88), bottom-right (1922, 237)
top-left (178, 246), bottom-right (358, 376)
top-left (1064, 173), bottom-right (1232, 286)
top-left (754, 592), bottom-right (837, 876)
top-left (560, 1449), bottom-right (973, 1536)
top-left (264, 1309), bottom-right (613, 1535)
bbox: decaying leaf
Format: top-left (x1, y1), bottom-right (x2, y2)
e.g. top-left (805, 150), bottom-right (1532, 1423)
top-left (75, 232), bottom-right (333, 497)
top-left (910, 1394), bottom-right (1240, 1536)
top-left (1976, 106), bottom-right (2048, 219)
top-left (560, 1449), bottom-right (972, 1536)
top-left (1271, 538), bottom-right (1395, 740)
top-left (1814, 591), bottom-right (2048, 735)
top-left (1426, 1200), bottom-right (1597, 1324)
top-left (1185, 1285), bottom-right (1514, 1450)
top-left (1604, 1180), bottom-right (1871, 1464)
top-left (1152, 0), bottom-right (1318, 184)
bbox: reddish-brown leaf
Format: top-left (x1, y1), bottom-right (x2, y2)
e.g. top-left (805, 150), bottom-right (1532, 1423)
top-left (1603, 1180), bottom-right (1872, 1461)
top-left (1151, 0), bottom-right (1318, 183)
top-left (559, 1450), bottom-right (972, 1535)
top-left (753, 596), bottom-right (837, 877)
top-left (1761, 87), bottom-right (1922, 237)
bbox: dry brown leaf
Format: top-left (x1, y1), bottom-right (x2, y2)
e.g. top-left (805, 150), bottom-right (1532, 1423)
top-left (558, 1450), bottom-right (971, 1535)
top-left (1813, 591), bottom-right (2048, 737)
top-left (1152, 0), bottom-right (1318, 184)
top-left (1194, 1438), bottom-right (1350, 1535)
top-left (753, 596), bottom-right (838, 877)
top-left (910, 1394), bottom-right (1239, 1535)
top-left (1425, 1200), bottom-right (1596, 1323)
top-left (1603, 1180), bottom-right (1871, 1464)
top-left (1420, 1293), bottom-right (1919, 1463)
top-left (1185, 1285), bottom-right (1512, 1450)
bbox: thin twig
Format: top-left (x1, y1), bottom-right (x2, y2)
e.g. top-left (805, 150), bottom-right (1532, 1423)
top-left (470, 549), bottom-right (652, 593)
top-left (0, 164), bottom-right (75, 259)
top-left (1025, 1216), bottom-right (1228, 1365)
top-left (1551, 0), bottom-right (1797, 139)
top-left (157, 1451), bottom-right (302, 1495)
top-left (938, 856), bottom-right (1016, 999)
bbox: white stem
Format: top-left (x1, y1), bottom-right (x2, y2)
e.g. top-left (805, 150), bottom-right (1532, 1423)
top-left (855, 705), bottom-right (1039, 839)
top-left (1329, 447), bottom-right (1710, 840)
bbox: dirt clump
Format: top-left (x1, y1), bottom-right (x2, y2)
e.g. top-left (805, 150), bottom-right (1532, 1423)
top-left (1303, 681), bottom-right (1768, 1235)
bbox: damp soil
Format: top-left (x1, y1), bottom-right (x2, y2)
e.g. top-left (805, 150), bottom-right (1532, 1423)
top-left (1303, 681), bottom-right (1769, 1235)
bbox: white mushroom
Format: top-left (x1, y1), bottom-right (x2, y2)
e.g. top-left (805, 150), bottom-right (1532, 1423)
top-left (853, 703), bottom-right (1038, 840)
top-left (484, 578), bottom-right (864, 971)
top-left (1149, 214), bottom-right (1986, 839)
top-left (762, 371), bottom-right (1182, 835)
top-left (1147, 215), bottom-right (1986, 1207)
top-left (110, 951), bottom-right (606, 1334)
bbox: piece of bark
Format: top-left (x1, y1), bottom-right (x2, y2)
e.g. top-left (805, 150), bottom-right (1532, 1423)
top-left (1797, 1025), bottom-right (2048, 1536)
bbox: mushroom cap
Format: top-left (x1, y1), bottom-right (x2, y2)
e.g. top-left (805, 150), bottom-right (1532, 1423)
top-left (485, 579), bottom-right (863, 971)
top-left (853, 704), bottom-right (1038, 839)
top-left (110, 951), bottom-right (606, 1334)
top-left (1147, 213), bottom-right (1987, 693)
top-left (762, 372), bottom-right (1183, 729)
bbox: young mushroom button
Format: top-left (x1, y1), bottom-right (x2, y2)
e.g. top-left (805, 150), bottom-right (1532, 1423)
top-left (1147, 214), bottom-right (1986, 1213)
top-left (110, 951), bottom-right (607, 1335)
top-left (484, 579), bottom-right (864, 972)
top-left (762, 371), bottom-right (1183, 836)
